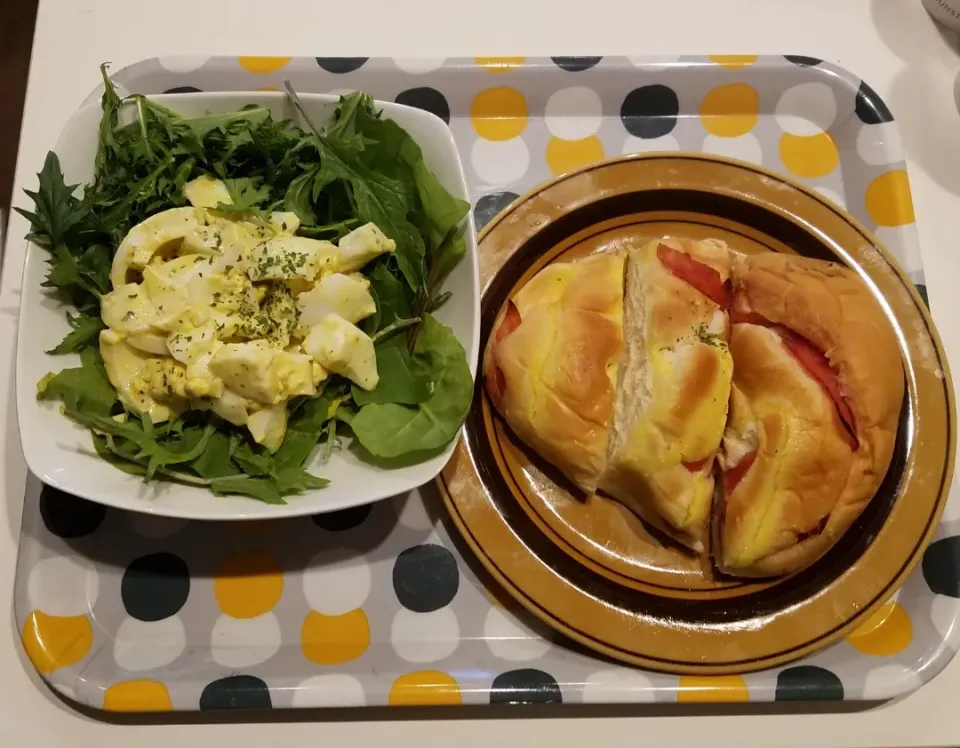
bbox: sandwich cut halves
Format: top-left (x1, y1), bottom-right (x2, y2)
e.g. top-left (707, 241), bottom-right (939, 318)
top-left (483, 238), bottom-right (905, 577)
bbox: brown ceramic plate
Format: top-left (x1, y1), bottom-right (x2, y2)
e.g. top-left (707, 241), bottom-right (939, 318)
top-left (438, 153), bottom-right (956, 674)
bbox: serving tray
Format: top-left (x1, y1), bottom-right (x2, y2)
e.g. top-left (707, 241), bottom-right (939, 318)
top-left (15, 55), bottom-right (958, 711)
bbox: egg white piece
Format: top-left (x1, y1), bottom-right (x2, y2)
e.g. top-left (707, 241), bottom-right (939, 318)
top-left (297, 273), bottom-right (376, 328)
top-left (302, 315), bottom-right (379, 391)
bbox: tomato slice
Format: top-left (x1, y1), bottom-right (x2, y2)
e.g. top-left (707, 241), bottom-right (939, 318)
top-left (683, 457), bottom-right (711, 473)
top-left (730, 310), bottom-right (859, 449)
top-left (486, 300), bottom-right (523, 409)
top-left (657, 243), bottom-right (732, 309)
top-left (487, 365), bottom-right (507, 409)
top-left (723, 449), bottom-right (757, 495)
top-left (780, 331), bottom-right (859, 449)
top-left (495, 300), bottom-right (522, 344)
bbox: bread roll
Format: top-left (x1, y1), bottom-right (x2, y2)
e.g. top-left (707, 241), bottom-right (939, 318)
top-left (483, 253), bottom-right (625, 491)
top-left (714, 253), bottom-right (905, 576)
top-left (598, 238), bottom-right (735, 550)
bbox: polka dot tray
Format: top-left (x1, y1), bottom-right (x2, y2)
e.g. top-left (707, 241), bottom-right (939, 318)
top-left (15, 55), bottom-right (958, 712)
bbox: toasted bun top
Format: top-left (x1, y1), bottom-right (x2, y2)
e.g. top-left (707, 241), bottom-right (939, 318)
top-left (719, 325), bottom-right (854, 569)
top-left (598, 238), bottom-right (734, 546)
top-left (484, 252), bottom-right (625, 491)
top-left (717, 253), bottom-right (906, 576)
top-left (732, 253), bottom-right (903, 452)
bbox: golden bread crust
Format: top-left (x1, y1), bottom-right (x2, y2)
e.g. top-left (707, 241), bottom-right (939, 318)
top-left (483, 253), bottom-right (625, 491)
top-left (717, 254), bottom-right (905, 576)
top-left (599, 238), bottom-right (734, 548)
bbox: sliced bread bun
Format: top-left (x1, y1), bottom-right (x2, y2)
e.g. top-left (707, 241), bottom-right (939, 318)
top-left (483, 252), bottom-right (625, 491)
top-left (598, 238), bottom-right (735, 550)
top-left (714, 253), bottom-right (905, 576)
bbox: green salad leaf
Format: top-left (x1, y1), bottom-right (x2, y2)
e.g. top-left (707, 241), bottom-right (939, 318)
top-left (37, 347), bottom-right (117, 416)
top-left (20, 66), bottom-right (474, 501)
top-left (351, 314), bottom-right (473, 458)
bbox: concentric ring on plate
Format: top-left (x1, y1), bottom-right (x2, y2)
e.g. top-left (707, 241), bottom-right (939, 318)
top-left (438, 153), bottom-right (955, 674)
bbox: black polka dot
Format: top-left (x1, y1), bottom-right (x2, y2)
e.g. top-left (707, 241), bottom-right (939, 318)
top-left (200, 675), bottom-right (272, 710)
top-left (785, 55), bottom-right (823, 67)
top-left (395, 87), bottom-right (450, 124)
top-left (39, 486), bottom-right (107, 539)
top-left (620, 85), bottom-right (680, 139)
top-left (316, 58), bottom-right (369, 74)
top-left (775, 666), bottom-right (844, 701)
top-left (121, 552), bottom-right (190, 622)
top-left (855, 80), bottom-right (894, 125)
top-left (551, 56), bottom-right (602, 72)
top-left (312, 504), bottom-right (372, 531)
top-left (490, 669), bottom-right (562, 704)
top-left (474, 192), bottom-right (519, 232)
top-left (392, 544), bottom-right (459, 612)
top-left (163, 86), bottom-right (202, 94)
top-left (923, 536), bottom-right (960, 597)
top-left (915, 283), bottom-right (929, 309)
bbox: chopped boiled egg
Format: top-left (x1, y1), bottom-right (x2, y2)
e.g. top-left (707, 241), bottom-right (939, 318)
top-left (272, 350), bottom-right (316, 398)
top-left (247, 403), bottom-right (288, 453)
top-left (247, 236), bottom-right (338, 282)
top-left (206, 388), bottom-right (250, 427)
top-left (184, 175), bottom-right (233, 209)
top-left (338, 222), bottom-right (396, 272)
top-left (100, 203), bottom-right (395, 450)
top-left (302, 314), bottom-right (379, 391)
top-left (297, 272), bottom-right (376, 328)
top-left (208, 341), bottom-right (281, 404)
top-left (101, 283), bottom-right (157, 335)
top-left (269, 212), bottom-right (301, 236)
top-left (99, 330), bottom-right (176, 423)
top-left (110, 207), bottom-right (206, 288)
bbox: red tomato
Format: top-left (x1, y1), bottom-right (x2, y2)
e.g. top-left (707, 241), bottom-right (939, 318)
top-left (486, 300), bottom-right (523, 409)
top-left (723, 450), bottom-right (757, 496)
top-left (495, 300), bottom-right (522, 344)
top-left (657, 243), bottom-right (732, 309)
top-left (683, 457), bottom-right (711, 473)
top-left (780, 332), bottom-right (859, 449)
top-left (487, 366), bottom-right (507, 409)
top-left (730, 309), bottom-right (859, 449)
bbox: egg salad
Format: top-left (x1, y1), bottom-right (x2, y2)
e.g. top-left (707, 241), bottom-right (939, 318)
top-left (98, 175), bottom-right (395, 452)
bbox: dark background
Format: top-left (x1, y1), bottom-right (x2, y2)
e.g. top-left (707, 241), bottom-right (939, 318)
top-left (1, 0), bottom-right (38, 212)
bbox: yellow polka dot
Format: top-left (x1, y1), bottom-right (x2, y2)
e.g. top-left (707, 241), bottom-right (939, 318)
top-left (389, 671), bottom-right (462, 706)
top-left (103, 680), bottom-right (173, 712)
top-left (238, 56), bottom-right (292, 74)
top-left (700, 84), bottom-right (759, 137)
top-left (709, 55), bottom-right (759, 70)
top-left (779, 132), bottom-right (840, 179)
top-left (865, 170), bottom-right (915, 227)
top-left (846, 600), bottom-right (912, 656)
top-left (301, 609), bottom-right (370, 665)
top-left (475, 57), bottom-right (526, 73)
top-left (22, 611), bottom-right (92, 674)
top-left (214, 550), bottom-right (283, 619)
top-left (546, 136), bottom-right (605, 176)
top-left (470, 87), bottom-right (528, 140)
top-left (677, 675), bottom-right (750, 703)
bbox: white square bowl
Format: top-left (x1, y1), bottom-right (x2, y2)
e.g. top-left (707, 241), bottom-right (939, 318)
top-left (16, 92), bottom-right (479, 520)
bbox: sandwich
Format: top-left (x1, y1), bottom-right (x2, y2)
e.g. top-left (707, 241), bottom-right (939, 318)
top-left (598, 238), bottom-right (734, 550)
top-left (483, 252), bottom-right (625, 492)
top-left (714, 253), bottom-right (905, 576)
top-left (484, 238), bottom-right (735, 549)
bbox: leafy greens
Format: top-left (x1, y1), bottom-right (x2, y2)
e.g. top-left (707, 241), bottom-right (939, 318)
top-left (18, 65), bottom-right (474, 502)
